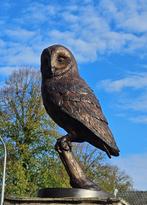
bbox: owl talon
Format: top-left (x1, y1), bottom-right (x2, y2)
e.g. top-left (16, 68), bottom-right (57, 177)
top-left (55, 143), bottom-right (62, 153)
top-left (55, 136), bottom-right (72, 153)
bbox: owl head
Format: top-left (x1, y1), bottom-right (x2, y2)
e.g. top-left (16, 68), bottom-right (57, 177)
top-left (41, 44), bottom-right (78, 79)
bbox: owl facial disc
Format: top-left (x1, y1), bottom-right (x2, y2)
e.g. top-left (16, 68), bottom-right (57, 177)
top-left (41, 44), bottom-right (78, 79)
top-left (48, 45), bottom-right (73, 77)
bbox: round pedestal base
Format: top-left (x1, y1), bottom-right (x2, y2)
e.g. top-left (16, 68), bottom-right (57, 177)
top-left (38, 188), bottom-right (110, 199)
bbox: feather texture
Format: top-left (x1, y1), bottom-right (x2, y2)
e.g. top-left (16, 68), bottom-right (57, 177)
top-left (41, 45), bottom-right (120, 157)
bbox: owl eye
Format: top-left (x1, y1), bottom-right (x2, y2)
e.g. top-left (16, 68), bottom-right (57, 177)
top-left (57, 56), bottom-right (65, 63)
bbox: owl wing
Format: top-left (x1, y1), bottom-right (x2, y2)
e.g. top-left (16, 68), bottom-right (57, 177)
top-left (47, 77), bottom-right (119, 156)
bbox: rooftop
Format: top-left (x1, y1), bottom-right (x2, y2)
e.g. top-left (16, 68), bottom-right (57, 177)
top-left (118, 191), bottom-right (147, 205)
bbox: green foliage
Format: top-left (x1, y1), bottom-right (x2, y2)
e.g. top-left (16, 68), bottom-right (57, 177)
top-left (0, 68), bottom-right (133, 197)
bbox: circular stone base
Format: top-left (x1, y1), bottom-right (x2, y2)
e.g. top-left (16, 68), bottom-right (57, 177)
top-left (38, 188), bottom-right (110, 199)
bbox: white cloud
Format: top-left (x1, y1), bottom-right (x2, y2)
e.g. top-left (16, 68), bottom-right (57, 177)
top-left (5, 28), bottom-right (36, 41)
top-left (0, 0), bottom-right (147, 68)
top-left (99, 72), bottom-right (147, 123)
top-left (48, 30), bottom-right (98, 62)
top-left (0, 43), bottom-right (39, 66)
top-left (47, 0), bottom-right (147, 62)
top-left (122, 13), bottom-right (147, 33)
top-left (99, 0), bottom-right (147, 33)
top-left (130, 115), bottom-right (147, 124)
top-left (99, 73), bottom-right (147, 92)
top-left (140, 64), bottom-right (147, 69)
top-left (111, 153), bottom-right (147, 190)
top-left (6, 46), bottom-right (39, 65)
top-left (122, 94), bottom-right (147, 112)
top-left (23, 3), bottom-right (56, 22)
top-left (0, 66), bottom-right (19, 75)
top-left (47, 9), bottom-right (143, 62)
top-left (0, 39), bottom-right (5, 48)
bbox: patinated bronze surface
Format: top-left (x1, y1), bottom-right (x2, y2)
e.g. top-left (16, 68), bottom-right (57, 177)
top-left (40, 44), bottom-right (119, 192)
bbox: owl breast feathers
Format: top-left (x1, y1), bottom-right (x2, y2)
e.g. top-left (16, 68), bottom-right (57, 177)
top-left (41, 44), bottom-right (120, 158)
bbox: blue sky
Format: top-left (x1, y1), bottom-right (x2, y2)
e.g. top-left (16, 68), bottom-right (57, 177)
top-left (0, 0), bottom-right (147, 190)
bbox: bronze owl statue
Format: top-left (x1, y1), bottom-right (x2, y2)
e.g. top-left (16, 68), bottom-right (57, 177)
top-left (41, 44), bottom-right (119, 159)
